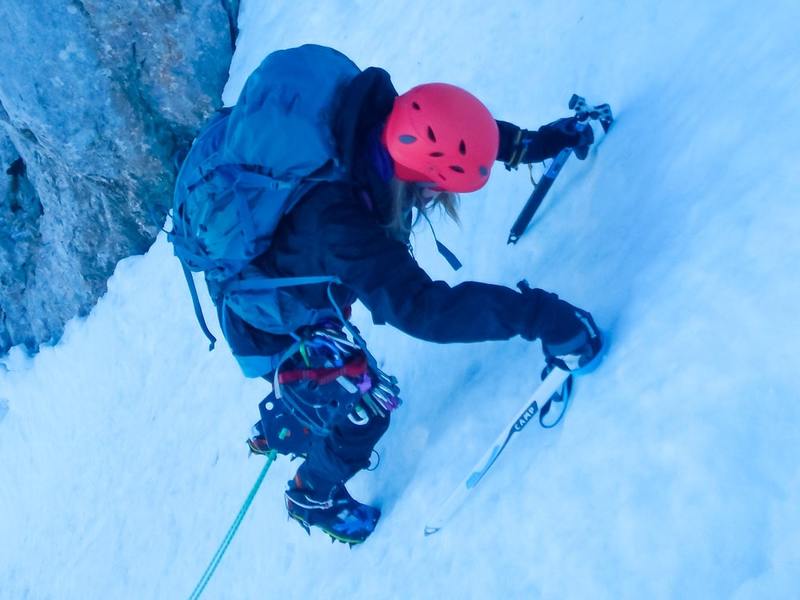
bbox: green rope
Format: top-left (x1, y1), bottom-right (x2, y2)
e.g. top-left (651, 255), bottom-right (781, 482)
top-left (188, 449), bottom-right (278, 600)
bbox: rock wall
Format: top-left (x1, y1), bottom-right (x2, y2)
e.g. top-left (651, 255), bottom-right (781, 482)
top-left (0, 0), bottom-right (238, 353)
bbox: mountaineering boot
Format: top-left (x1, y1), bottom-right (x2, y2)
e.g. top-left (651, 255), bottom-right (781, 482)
top-left (246, 422), bottom-right (271, 456)
top-left (284, 475), bottom-right (381, 545)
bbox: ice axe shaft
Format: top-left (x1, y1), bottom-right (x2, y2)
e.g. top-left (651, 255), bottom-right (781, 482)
top-left (507, 94), bottom-right (613, 245)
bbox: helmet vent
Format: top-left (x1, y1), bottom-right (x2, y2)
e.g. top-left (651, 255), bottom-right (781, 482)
top-left (427, 126), bottom-right (437, 142)
top-left (412, 101), bottom-right (421, 110)
top-left (399, 134), bottom-right (417, 144)
top-left (429, 152), bottom-right (444, 157)
top-left (449, 165), bottom-right (465, 174)
top-left (459, 140), bottom-right (467, 155)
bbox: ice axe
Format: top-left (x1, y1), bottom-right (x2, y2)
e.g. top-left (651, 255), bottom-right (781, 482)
top-left (507, 95), bottom-right (613, 245)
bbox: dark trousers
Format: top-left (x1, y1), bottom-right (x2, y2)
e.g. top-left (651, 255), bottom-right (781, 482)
top-left (258, 378), bottom-right (391, 493)
top-left (297, 406), bottom-right (390, 492)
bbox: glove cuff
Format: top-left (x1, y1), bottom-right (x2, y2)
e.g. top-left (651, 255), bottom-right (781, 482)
top-left (517, 280), bottom-right (559, 341)
top-left (504, 128), bottom-right (527, 170)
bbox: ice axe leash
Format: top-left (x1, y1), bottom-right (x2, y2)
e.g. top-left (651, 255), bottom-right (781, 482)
top-left (507, 95), bottom-right (614, 245)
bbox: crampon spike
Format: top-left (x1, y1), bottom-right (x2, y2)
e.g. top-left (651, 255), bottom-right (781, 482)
top-left (289, 514), bottom-right (311, 536)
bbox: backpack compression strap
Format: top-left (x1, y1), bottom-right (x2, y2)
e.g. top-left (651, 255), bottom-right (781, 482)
top-left (181, 264), bottom-right (342, 351)
top-left (224, 275), bottom-right (341, 294)
top-left (181, 263), bottom-right (218, 351)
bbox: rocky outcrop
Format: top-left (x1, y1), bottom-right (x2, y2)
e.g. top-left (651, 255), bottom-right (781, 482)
top-left (0, 1), bottom-right (238, 353)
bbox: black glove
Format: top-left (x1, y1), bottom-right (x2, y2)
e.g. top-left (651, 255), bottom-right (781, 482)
top-left (517, 280), bottom-right (602, 371)
top-left (540, 117), bottom-right (594, 160)
top-left (503, 117), bottom-right (595, 168)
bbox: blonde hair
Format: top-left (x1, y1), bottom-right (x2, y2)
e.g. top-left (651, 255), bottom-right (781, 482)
top-left (387, 178), bottom-right (460, 238)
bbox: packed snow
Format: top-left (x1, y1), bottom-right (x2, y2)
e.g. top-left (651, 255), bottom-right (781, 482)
top-left (2, 1), bottom-right (799, 598)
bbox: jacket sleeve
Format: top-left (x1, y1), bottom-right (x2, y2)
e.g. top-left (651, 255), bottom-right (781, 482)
top-left (496, 119), bottom-right (571, 164)
top-left (318, 196), bottom-right (554, 344)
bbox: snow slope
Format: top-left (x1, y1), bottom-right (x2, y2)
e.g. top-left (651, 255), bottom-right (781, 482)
top-left (2, 1), bottom-right (800, 598)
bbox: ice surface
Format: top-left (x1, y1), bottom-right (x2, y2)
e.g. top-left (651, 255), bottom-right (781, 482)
top-left (2, 1), bottom-right (799, 598)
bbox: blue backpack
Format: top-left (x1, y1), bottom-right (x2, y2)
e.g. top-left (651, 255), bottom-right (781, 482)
top-left (169, 45), bottom-right (360, 375)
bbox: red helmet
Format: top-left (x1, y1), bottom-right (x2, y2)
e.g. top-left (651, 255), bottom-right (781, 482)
top-left (383, 83), bottom-right (499, 193)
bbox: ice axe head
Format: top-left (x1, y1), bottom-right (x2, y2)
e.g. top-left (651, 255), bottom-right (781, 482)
top-left (569, 94), bottom-right (614, 133)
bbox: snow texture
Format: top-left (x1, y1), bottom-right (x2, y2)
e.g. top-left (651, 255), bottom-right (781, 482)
top-left (2, 1), bottom-right (799, 598)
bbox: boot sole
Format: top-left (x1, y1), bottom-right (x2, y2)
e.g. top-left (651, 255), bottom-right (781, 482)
top-left (287, 512), bottom-right (373, 545)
